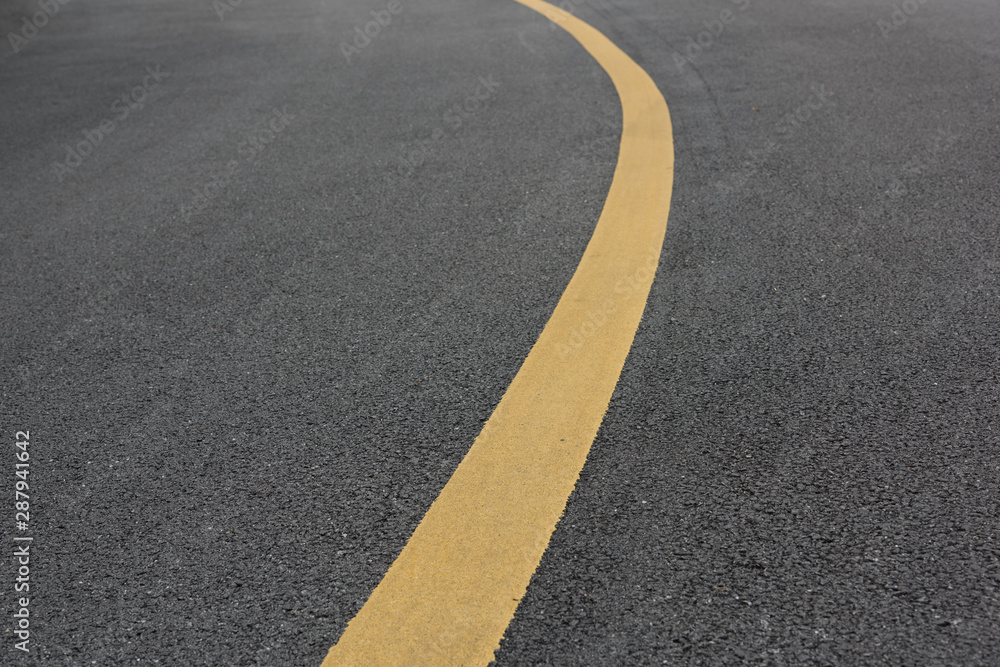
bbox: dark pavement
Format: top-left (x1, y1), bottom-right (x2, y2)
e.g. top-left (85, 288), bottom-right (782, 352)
top-left (1, 0), bottom-right (997, 664)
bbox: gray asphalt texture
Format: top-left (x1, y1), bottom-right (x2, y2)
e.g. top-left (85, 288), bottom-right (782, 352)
top-left (1, 0), bottom-right (998, 664)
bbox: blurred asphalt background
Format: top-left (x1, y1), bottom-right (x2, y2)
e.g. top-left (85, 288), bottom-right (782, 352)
top-left (1, 0), bottom-right (998, 663)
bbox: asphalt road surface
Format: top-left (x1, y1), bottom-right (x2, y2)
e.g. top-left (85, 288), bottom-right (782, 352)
top-left (1, 0), bottom-right (998, 664)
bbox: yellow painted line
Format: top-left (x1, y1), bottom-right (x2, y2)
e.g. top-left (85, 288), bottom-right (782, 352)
top-left (322, 0), bottom-right (674, 664)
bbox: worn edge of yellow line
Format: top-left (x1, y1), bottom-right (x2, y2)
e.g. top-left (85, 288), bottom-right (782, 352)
top-left (322, 1), bottom-right (674, 664)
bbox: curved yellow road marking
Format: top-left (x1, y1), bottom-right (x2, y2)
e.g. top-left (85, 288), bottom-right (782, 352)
top-left (322, 1), bottom-right (674, 664)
